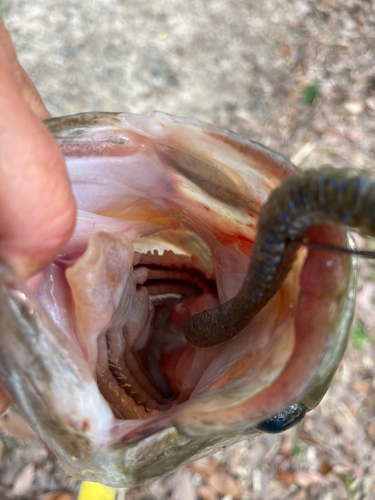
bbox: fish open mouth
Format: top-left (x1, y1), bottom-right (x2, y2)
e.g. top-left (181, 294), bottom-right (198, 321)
top-left (39, 221), bottom-right (351, 431)
top-left (41, 222), bottom-right (297, 421)
top-left (0, 112), bottom-right (356, 486)
top-left (33, 112), bottom-right (355, 438)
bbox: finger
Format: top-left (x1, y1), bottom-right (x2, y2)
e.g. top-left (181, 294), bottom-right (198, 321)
top-left (0, 29), bottom-right (76, 281)
top-left (0, 21), bottom-right (50, 119)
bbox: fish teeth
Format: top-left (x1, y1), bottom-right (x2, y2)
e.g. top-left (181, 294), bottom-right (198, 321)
top-left (135, 248), bottom-right (213, 279)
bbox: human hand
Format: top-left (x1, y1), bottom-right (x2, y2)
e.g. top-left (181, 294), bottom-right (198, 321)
top-left (0, 22), bottom-right (76, 284)
top-left (0, 23), bottom-right (76, 412)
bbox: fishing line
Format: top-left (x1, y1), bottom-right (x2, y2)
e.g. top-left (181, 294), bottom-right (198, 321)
top-left (297, 240), bottom-right (375, 259)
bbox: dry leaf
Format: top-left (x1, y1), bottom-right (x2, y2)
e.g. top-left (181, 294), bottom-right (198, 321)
top-left (0, 440), bottom-right (4, 462)
top-left (294, 470), bottom-right (327, 488)
top-left (11, 463), bottom-right (35, 496)
top-left (290, 490), bottom-right (307, 500)
top-left (38, 493), bottom-right (74, 500)
top-left (208, 472), bottom-right (242, 499)
top-left (297, 432), bottom-right (319, 446)
top-left (189, 458), bottom-right (219, 477)
top-left (317, 458), bottom-right (333, 475)
top-left (280, 436), bottom-right (293, 458)
top-left (352, 379), bottom-right (372, 396)
top-left (276, 469), bottom-right (295, 487)
top-left (366, 421), bottom-right (375, 441)
top-left (0, 410), bottom-right (36, 440)
top-left (197, 485), bottom-right (219, 500)
top-left (365, 97), bottom-right (375, 110)
top-left (280, 44), bottom-right (292, 58)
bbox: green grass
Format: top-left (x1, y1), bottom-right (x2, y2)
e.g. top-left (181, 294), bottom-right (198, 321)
top-left (291, 436), bottom-right (306, 461)
top-left (352, 321), bottom-right (374, 350)
top-left (345, 476), bottom-right (354, 488)
top-left (302, 82), bottom-right (320, 106)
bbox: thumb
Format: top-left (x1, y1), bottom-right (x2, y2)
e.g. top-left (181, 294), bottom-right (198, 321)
top-left (0, 28), bottom-right (76, 281)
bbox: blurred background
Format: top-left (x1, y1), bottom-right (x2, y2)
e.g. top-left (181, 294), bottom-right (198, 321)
top-left (2, 0), bottom-right (375, 498)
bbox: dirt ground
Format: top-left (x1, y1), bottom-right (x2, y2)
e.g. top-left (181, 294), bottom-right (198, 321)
top-left (2, 0), bottom-right (375, 498)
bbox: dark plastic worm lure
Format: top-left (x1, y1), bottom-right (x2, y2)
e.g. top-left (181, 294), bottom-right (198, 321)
top-left (184, 166), bottom-right (375, 347)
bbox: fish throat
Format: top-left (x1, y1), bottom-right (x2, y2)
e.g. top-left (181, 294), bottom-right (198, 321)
top-left (94, 239), bottom-right (218, 420)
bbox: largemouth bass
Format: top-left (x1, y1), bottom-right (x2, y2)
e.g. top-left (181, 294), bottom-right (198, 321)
top-left (0, 112), bottom-right (356, 487)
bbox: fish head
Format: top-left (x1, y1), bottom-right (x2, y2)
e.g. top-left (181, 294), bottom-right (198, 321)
top-left (0, 112), bottom-right (355, 486)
